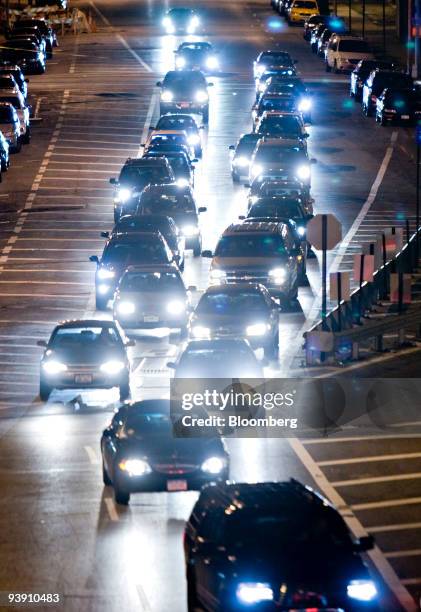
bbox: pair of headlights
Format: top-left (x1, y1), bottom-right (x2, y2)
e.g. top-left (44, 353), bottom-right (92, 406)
top-left (119, 455), bottom-right (226, 476)
top-left (42, 360), bottom-right (125, 375)
top-left (116, 300), bottom-right (185, 316)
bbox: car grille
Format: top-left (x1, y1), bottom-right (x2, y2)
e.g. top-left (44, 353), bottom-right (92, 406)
top-left (153, 463), bottom-right (198, 474)
top-left (224, 270), bottom-right (270, 283)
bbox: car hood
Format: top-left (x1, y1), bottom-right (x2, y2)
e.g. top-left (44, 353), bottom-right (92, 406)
top-left (211, 256), bottom-right (289, 268)
top-left (116, 435), bottom-right (224, 463)
top-left (191, 312), bottom-right (269, 330)
top-left (45, 347), bottom-right (125, 366)
top-left (339, 52), bottom-right (374, 60)
top-left (117, 290), bottom-right (187, 306)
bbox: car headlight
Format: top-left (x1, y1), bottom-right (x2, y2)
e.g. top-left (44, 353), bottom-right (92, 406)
top-left (210, 269), bottom-right (226, 281)
top-left (192, 325), bottom-right (210, 338)
top-left (100, 360), bottom-right (125, 375)
top-left (201, 456), bottom-right (226, 474)
top-left (188, 134), bottom-right (200, 145)
top-left (162, 16), bottom-right (171, 26)
top-left (206, 56), bottom-right (218, 70)
top-left (258, 82), bottom-right (267, 92)
top-left (176, 178), bottom-right (189, 187)
top-left (97, 268), bottom-right (115, 280)
top-left (234, 156), bottom-right (249, 167)
top-left (167, 299), bottom-right (185, 314)
top-left (166, 24), bottom-right (175, 33)
top-left (116, 187), bottom-right (132, 203)
top-left (191, 15), bottom-right (200, 26)
top-left (269, 267), bottom-right (286, 284)
top-left (236, 582), bottom-right (273, 604)
top-left (97, 284), bottom-right (110, 295)
top-left (297, 225), bottom-right (306, 237)
top-left (161, 90), bottom-right (173, 102)
top-left (347, 580), bottom-right (377, 602)
top-left (118, 459), bottom-right (151, 476)
top-left (175, 56), bottom-right (186, 68)
top-left (296, 164), bottom-right (311, 180)
top-left (298, 97), bottom-right (312, 112)
top-left (256, 65), bottom-right (266, 76)
top-left (42, 360), bottom-right (67, 375)
top-left (195, 90), bottom-right (208, 103)
top-left (251, 164), bottom-right (263, 178)
top-left (182, 225), bottom-right (199, 236)
top-left (246, 323), bottom-right (269, 337)
top-left (117, 301), bottom-right (135, 315)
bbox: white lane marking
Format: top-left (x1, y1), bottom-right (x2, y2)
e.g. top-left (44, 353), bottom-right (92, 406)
top-left (34, 96), bottom-right (43, 118)
top-left (385, 549), bottom-right (421, 559)
top-left (286, 130), bottom-right (399, 370)
top-left (369, 522), bottom-right (421, 533)
top-left (0, 280), bottom-right (91, 285)
top-left (331, 472), bottom-right (421, 487)
top-left (304, 433), bottom-right (421, 444)
top-left (69, 34), bottom-right (79, 74)
top-left (402, 578), bottom-right (421, 586)
top-left (318, 452), bottom-right (421, 466)
top-left (288, 438), bottom-right (417, 612)
top-left (84, 445), bottom-right (100, 465)
top-left (139, 92), bottom-right (158, 156)
top-left (0, 293), bottom-right (87, 298)
top-left (90, 1), bottom-right (153, 73)
top-left (54, 140), bottom-right (136, 146)
top-left (104, 497), bottom-right (120, 522)
top-left (352, 497), bottom-right (421, 511)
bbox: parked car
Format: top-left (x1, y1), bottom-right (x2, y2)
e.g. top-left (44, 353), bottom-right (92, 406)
top-left (325, 35), bottom-right (373, 73)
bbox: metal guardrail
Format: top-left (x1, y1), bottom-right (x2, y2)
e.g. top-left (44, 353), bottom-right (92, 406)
top-left (304, 227), bottom-right (421, 365)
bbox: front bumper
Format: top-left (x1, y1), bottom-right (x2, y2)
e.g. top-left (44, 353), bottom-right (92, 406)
top-left (160, 102), bottom-right (207, 115)
top-left (41, 369), bottom-right (128, 389)
top-left (115, 312), bottom-right (188, 329)
top-left (190, 327), bottom-right (272, 349)
top-left (212, 275), bottom-right (291, 299)
top-left (115, 467), bottom-right (228, 492)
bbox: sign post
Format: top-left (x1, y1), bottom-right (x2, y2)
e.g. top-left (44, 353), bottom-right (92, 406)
top-left (416, 126), bottom-right (421, 258)
top-left (307, 214), bottom-right (342, 330)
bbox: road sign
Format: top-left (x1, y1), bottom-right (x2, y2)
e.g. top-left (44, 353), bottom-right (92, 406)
top-left (330, 271), bottom-right (351, 302)
top-left (306, 214), bottom-right (342, 251)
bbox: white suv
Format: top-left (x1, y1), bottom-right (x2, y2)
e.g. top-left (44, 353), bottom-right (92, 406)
top-left (325, 35), bottom-right (374, 73)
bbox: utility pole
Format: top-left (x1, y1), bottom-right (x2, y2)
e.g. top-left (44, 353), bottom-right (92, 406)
top-left (5, 0), bottom-right (10, 31)
top-left (362, 0), bottom-right (366, 37)
top-left (382, 0), bottom-right (386, 53)
top-left (416, 0), bottom-right (421, 77)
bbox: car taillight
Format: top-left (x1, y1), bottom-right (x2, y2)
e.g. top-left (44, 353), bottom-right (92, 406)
top-left (371, 95), bottom-right (377, 101)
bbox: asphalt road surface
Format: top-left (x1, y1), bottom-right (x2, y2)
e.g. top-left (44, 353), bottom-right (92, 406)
top-left (0, 0), bottom-right (420, 610)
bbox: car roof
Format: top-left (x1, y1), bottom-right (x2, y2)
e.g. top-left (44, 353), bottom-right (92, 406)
top-left (185, 338), bottom-right (252, 350)
top-left (123, 263), bottom-right (180, 274)
top-left (195, 479), bottom-right (331, 513)
top-left (108, 231), bottom-right (161, 244)
top-left (203, 283), bottom-right (266, 295)
top-left (257, 137), bottom-right (304, 148)
top-left (151, 129), bottom-right (188, 136)
top-left (124, 156), bottom-right (169, 167)
top-left (223, 221), bottom-right (287, 235)
top-left (164, 69), bottom-right (206, 78)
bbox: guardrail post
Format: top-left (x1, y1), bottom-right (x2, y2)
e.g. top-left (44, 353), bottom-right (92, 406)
top-left (375, 335), bottom-right (383, 351)
top-left (352, 342), bottom-right (359, 360)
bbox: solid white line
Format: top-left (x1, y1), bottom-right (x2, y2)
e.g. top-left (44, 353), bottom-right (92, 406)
top-left (304, 433), bottom-right (421, 444)
top-left (0, 280), bottom-right (91, 285)
top-left (288, 438), bottom-right (417, 612)
top-left (385, 549), bottom-right (421, 559)
top-left (318, 452), bottom-right (421, 466)
top-left (332, 472), bottom-right (421, 487)
top-left (139, 93), bottom-right (158, 156)
top-left (84, 445), bottom-right (100, 465)
top-left (402, 578), bottom-right (421, 586)
top-left (352, 496), bottom-right (421, 511)
top-left (104, 497), bottom-right (120, 522)
top-left (369, 522), bottom-right (421, 533)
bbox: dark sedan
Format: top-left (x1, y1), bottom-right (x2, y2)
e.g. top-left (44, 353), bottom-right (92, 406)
top-left (37, 320), bottom-right (134, 401)
top-left (1, 39), bottom-right (45, 74)
top-left (157, 70), bottom-right (213, 123)
top-left (228, 132), bottom-right (260, 182)
top-left (185, 480), bottom-right (378, 612)
top-left (153, 113), bottom-right (202, 156)
top-left (162, 8), bottom-right (200, 34)
top-left (375, 87), bottom-right (421, 125)
top-left (101, 399), bottom-right (229, 504)
top-left (350, 59), bottom-right (397, 101)
top-left (175, 41), bottom-right (219, 73)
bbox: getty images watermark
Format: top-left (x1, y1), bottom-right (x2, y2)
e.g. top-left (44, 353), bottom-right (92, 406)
top-left (170, 378), bottom-right (421, 438)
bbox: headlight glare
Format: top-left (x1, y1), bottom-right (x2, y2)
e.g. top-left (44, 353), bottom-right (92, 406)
top-left (206, 56), bottom-right (218, 69)
top-left (201, 456), bottom-right (226, 474)
top-left (210, 269), bottom-right (226, 280)
top-left (195, 90), bottom-right (208, 103)
top-left (251, 164), bottom-right (263, 178)
top-left (42, 360), bottom-right (67, 375)
top-left (167, 300), bottom-right (185, 314)
top-left (297, 225), bottom-right (306, 237)
top-left (188, 134), bottom-right (200, 145)
top-left (97, 284), bottom-right (110, 295)
top-left (347, 580), bottom-right (377, 602)
top-left (192, 325), bottom-right (210, 338)
top-left (161, 90), bottom-right (173, 102)
top-left (234, 156), bottom-right (249, 167)
top-left (236, 582), bottom-right (273, 604)
top-left (296, 164), bottom-right (311, 180)
top-left (100, 360), bottom-right (125, 375)
top-left (117, 301), bottom-right (135, 315)
top-left (298, 97), bottom-right (312, 112)
top-left (175, 56), bottom-right (186, 68)
top-left (119, 459), bottom-right (151, 476)
top-left (246, 323), bottom-right (269, 337)
top-left (182, 225), bottom-right (199, 236)
top-left (269, 267), bottom-right (286, 284)
top-left (116, 187), bottom-right (132, 203)
top-left (97, 268), bottom-right (115, 280)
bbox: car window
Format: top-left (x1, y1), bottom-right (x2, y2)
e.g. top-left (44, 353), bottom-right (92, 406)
top-left (119, 166), bottom-right (171, 186)
top-left (197, 292), bottom-right (268, 314)
top-left (50, 326), bottom-right (120, 348)
top-left (0, 107), bottom-right (15, 122)
top-left (103, 240), bottom-right (168, 265)
top-left (139, 191), bottom-right (196, 213)
top-left (250, 201), bottom-right (304, 218)
top-left (292, 1), bottom-right (318, 8)
top-left (259, 116), bottom-right (301, 135)
top-left (157, 116), bottom-right (196, 130)
top-left (255, 145), bottom-right (305, 164)
top-left (0, 96), bottom-right (21, 109)
top-left (338, 40), bottom-right (371, 53)
top-left (215, 234), bottom-right (287, 257)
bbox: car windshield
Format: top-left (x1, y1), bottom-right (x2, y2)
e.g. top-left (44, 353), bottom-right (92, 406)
top-left (169, 9), bottom-right (192, 19)
top-left (120, 270), bottom-right (183, 291)
top-left (375, 73), bottom-right (412, 90)
top-left (0, 77), bottom-right (16, 88)
top-left (215, 234), bottom-right (287, 257)
top-left (0, 71), bottom-right (23, 85)
top-left (338, 40), bottom-right (371, 53)
top-left (103, 240), bottom-right (167, 265)
top-left (157, 116), bottom-right (196, 131)
top-left (259, 98), bottom-right (296, 112)
top-left (115, 218), bottom-right (172, 238)
top-left (250, 200), bottom-right (304, 218)
top-left (255, 146), bottom-right (305, 164)
top-left (50, 326), bottom-right (120, 349)
top-left (124, 412), bottom-right (172, 436)
top-left (163, 72), bottom-right (206, 89)
top-left (225, 509), bottom-right (352, 553)
top-left (0, 96), bottom-right (20, 109)
top-left (166, 156), bottom-right (190, 173)
top-left (236, 136), bottom-right (259, 154)
top-left (179, 347), bottom-right (258, 370)
top-left (197, 292), bottom-right (267, 314)
top-left (293, 1), bottom-right (318, 7)
top-left (7, 40), bottom-right (37, 51)
top-left (150, 134), bottom-right (187, 146)
top-left (385, 91), bottom-right (412, 106)
top-left (0, 107), bottom-right (14, 121)
top-left (119, 166), bottom-right (170, 187)
top-left (139, 191), bottom-right (196, 213)
top-left (180, 43), bottom-right (211, 52)
top-left (261, 52), bottom-right (292, 64)
top-left (259, 116), bottom-right (301, 136)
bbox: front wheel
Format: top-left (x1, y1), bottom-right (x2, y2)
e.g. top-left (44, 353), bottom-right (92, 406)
top-left (102, 461), bottom-right (112, 486)
top-left (23, 128), bottom-right (31, 144)
top-left (114, 485), bottom-right (130, 505)
top-left (202, 107), bottom-right (209, 125)
top-left (192, 237), bottom-right (202, 257)
top-left (40, 378), bottom-right (52, 401)
top-left (119, 379), bottom-right (130, 401)
top-left (264, 334), bottom-right (279, 359)
top-left (187, 568), bottom-right (199, 612)
top-left (325, 61), bottom-right (331, 72)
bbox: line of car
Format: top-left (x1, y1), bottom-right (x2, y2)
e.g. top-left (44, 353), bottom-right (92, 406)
top-left (0, 17), bottom-right (57, 178)
top-left (34, 8), bottom-right (381, 610)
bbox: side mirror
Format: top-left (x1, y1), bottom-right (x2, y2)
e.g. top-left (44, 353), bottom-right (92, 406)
top-left (207, 82), bottom-right (214, 87)
top-left (167, 361), bottom-right (176, 369)
top-left (238, 215), bottom-right (245, 220)
top-left (100, 231), bottom-right (109, 238)
top-left (310, 158), bottom-right (317, 164)
top-left (192, 158), bottom-right (198, 163)
top-left (198, 206), bottom-right (207, 213)
top-left (156, 81), bottom-right (162, 87)
top-left (188, 285), bottom-right (197, 291)
top-left (36, 340), bottom-right (47, 347)
top-left (25, 78), bottom-right (29, 83)
top-left (89, 255), bottom-right (99, 263)
top-left (228, 145), bottom-right (235, 151)
top-left (109, 177), bottom-right (117, 185)
top-left (125, 339), bottom-right (136, 347)
top-left (201, 250), bottom-right (213, 258)
top-left (355, 535), bottom-right (375, 552)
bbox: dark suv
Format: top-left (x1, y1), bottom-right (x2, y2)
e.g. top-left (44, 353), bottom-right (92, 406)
top-left (157, 70), bottom-right (213, 123)
top-left (362, 69), bottom-right (413, 115)
top-left (110, 157), bottom-right (175, 222)
top-left (184, 480), bottom-right (378, 612)
top-left (350, 59), bottom-right (396, 101)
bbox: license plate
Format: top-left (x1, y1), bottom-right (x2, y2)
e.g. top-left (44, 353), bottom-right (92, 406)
top-left (167, 479), bottom-right (188, 491)
top-left (401, 114), bottom-right (410, 119)
top-left (144, 315), bottom-right (159, 323)
top-left (75, 374), bottom-right (92, 383)
top-left (179, 102), bottom-right (189, 108)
